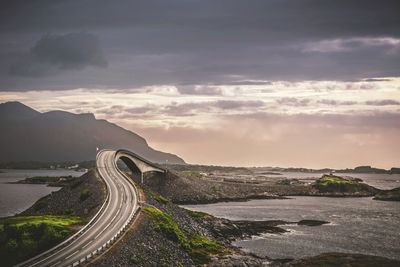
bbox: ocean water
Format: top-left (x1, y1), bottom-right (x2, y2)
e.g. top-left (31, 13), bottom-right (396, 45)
top-left (0, 169), bottom-right (84, 217)
top-left (183, 174), bottom-right (400, 260)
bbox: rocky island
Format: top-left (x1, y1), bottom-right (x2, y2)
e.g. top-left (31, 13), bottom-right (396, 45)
top-left (373, 187), bottom-right (400, 201)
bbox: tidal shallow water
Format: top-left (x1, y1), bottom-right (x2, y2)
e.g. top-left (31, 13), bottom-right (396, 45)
top-left (0, 169), bottom-right (84, 217)
top-left (183, 197), bottom-right (400, 260)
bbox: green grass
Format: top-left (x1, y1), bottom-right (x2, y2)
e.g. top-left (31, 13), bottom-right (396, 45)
top-left (143, 207), bottom-right (226, 265)
top-left (187, 234), bottom-right (226, 265)
top-left (184, 209), bottom-right (209, 219)
top-left (317, 175), bottom-right (357, 186)
top-left (148, 191), bottom-right (169, 204)
top-left (314, 174), bottom-right (371, 193)
top-left (143, 207), bottom-right (187, 244)
top-left (0, 215), bottom-right (83, 266)
top-left (79, 188), bottom-right (91, 201)
top-left (130, 255), bottom-right (142, 264)
top-left (0, 215), bottom-right (82, 227)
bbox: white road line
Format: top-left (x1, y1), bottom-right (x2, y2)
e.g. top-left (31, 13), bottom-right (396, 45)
top-left (49, 261), bottom-right (62, 267)
top-left (82, 240), bottom-right (93, 249)
top-left (65, 250), bottom-right (79, 260)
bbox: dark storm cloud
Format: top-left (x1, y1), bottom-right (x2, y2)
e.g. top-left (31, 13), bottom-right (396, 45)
top-left (0, 0), bottom-right (400, 91)
top-left (8, 32), bottom-right (107, 77)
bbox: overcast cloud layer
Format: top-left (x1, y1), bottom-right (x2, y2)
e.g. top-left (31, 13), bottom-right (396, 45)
top-left (1, 1), bottom-right (399, 168)
top-left (1, 0), bottom-right (400, 90)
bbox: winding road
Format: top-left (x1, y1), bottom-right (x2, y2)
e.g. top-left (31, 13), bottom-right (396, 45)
top-left (17, 150), bottom-right (139, 267)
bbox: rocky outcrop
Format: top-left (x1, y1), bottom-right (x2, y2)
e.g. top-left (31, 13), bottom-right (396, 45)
top-left (309, 174), bottom-right (380, 197)
top-left (21, 169), bottom-right (106, 219)
top-left (374, 187), bottom-right (400, 201)
top-left (280, 252), bottom-right (400, 267)
top-left (142, 171), bottom-right (309, 204)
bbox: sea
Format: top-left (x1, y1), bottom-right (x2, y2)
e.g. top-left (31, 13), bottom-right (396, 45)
top-left (183, 172), bottom-right (400, 260)
top-left (0, 169), bottom-right (85, 217)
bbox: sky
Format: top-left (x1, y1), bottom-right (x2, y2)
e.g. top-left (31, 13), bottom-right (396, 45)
top-left (0, 0), bottom-right (400, 169)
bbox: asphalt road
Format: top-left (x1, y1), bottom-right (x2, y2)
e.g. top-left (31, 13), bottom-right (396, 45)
top-left (21, 150), bottom-right (138, 267)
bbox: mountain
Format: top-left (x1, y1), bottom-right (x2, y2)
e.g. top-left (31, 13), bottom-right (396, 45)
top-left (0, 101), bottom-right (185, 164)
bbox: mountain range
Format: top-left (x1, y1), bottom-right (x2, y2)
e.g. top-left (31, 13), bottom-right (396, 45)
top-left (0, 101), bottom-right (185, 164)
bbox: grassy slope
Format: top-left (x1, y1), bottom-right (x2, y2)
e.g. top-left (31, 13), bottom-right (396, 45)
top-left (0, 215), bottom-right (83, 266)
top-left (143, 206), bottom-right (226, 265)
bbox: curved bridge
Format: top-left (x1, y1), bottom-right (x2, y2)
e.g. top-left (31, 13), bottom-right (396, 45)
top-left (18, 149), bottom-right (163, 267)
top-left (116, 149), bottom-right (166, 184)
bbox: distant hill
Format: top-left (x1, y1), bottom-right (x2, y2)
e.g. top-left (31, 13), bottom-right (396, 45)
top-left (0, 101), bottom-right (185, 164)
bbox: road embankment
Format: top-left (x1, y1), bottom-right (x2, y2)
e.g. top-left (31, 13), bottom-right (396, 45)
top-left (21, 169), bottom-right (106, 219)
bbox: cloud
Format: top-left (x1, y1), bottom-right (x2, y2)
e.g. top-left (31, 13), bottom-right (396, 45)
top-left (214, 100), bottom-right (264, 109)
top-left (363, 78), bottom-right (393, 82)
top-left (302, 37), bottom-right (400, 53)
top-left (9, 32), bottom-right (107, 77)
top-left (317, 99), bottom-right (358, 106)
top-left (163, 100), bottom-right (265, 116)
top-left (276, 97), bottom-right (311, 107)
top-left (365, 100), bottom-right (400, 106)
top-left (0, 1), bottom-right (400, 90)
top-left (176, 85), bottom-right (222, 95)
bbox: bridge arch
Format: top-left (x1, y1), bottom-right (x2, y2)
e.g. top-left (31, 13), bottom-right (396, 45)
top-left (114, 149), bottom-right (166, 184)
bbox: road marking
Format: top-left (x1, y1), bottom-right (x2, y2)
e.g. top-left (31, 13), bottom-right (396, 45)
top-left (49, 261), bottom-right (62, 267)
top-left (82, 240), bottom-right (93, 249)
top-left (65, 250), bottom-right (79, 260)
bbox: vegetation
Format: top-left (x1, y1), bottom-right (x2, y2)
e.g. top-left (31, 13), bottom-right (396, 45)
top-left (143, 207), bottom-right (226, 265)
top-left (0, 215), bottom-right (82, 266)
top-left (313, 174), bottom-right (371, 193)
top-left (79, 188), bottom-right (92, 201)
top-left (148, 190), bottom-right (169, 204)
top-left (185, 209), bottom-right (209, 219)
top-left (130, 255), bottom-right (142, 264)
top-left (181, 171), bottom-right (203, 178)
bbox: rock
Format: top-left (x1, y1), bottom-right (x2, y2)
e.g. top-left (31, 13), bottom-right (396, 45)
top-left (373, 187), bottom-right (400, 201)
top-left (310, 174), bottom-right (380, 197)
top-left (282, 252), bottom-right (400, 267)
top-left (297, 220), bottom-right (329, 226)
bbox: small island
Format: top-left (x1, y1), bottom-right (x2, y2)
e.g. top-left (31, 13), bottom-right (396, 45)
top-left (310, 174), bottom-right (379, 197)
top-left (374, 187), bottom-right (400, 201)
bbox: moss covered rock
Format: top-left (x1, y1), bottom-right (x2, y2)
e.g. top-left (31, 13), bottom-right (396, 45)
top-left (311, 175), bottom-right (379, 196)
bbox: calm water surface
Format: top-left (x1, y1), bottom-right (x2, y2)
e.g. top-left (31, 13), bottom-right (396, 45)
top-left (0, 169), bottom-right (84, 217)
top-left (184, 196), bottom-right (400, 260)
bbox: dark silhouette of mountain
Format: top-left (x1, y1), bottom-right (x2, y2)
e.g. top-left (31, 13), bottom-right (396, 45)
top-left (0, 101), bottom-right (185, 164)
